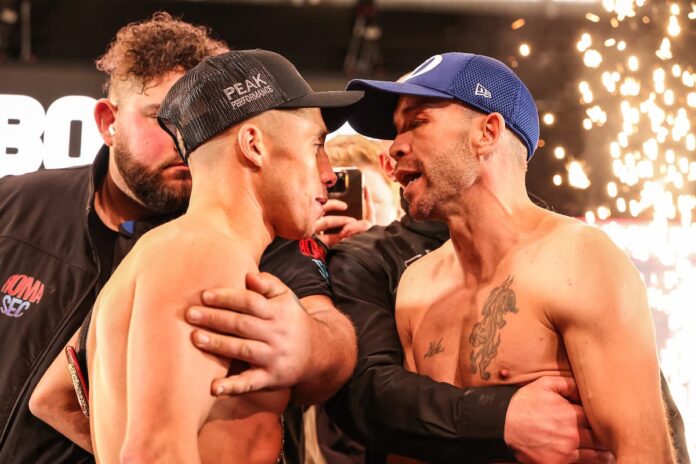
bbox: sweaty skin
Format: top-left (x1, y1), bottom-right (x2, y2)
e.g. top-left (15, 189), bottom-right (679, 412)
top-left (395, 214), bottom-right (673, 464)
top-left (398, 233), bottom-right (573, 389)
top-left (87, 107), bottom-right (333, 463)
top-left (388, 94), bottom-right (673, 464)
top-left (88, 220), bottom-right (289, 464)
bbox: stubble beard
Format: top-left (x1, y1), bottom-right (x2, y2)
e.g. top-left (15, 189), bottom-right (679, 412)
top-left (113, 137), bottom-right (191, 216)
top-left (410, 136), bottom-right (478, 221)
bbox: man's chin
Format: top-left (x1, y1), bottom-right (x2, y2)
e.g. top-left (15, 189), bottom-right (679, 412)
top-left (273, 220), bottom-right (313, 241)
top-left (409, 201), bottom-right (428, 221)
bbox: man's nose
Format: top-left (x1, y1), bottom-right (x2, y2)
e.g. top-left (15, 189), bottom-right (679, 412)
top-left (318, 151), bottom-right (337, 188)
top-left (389, 137), bottom-right (409, 160)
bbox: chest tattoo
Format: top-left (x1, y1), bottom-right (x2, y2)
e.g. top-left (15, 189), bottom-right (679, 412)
top-left (468, 276), bottom-right (519, 380)
top-left (424, 337), bottom-right (445, 358)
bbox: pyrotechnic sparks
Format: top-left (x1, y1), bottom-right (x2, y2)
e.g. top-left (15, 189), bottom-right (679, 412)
top-left (567, 160), bottom-right (592, 189)
top-left (511, 18), bottom-right (525, 30)
top-left (577, 0), bottom-right (695, 225)
top-left (574, 1), bottom-right (696, 456)
top-left (519, 43), bottom-right (531, 57)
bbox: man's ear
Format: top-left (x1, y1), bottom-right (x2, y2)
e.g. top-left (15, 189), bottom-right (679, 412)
top-left (472, 112), bottom-right (505, 158)
top-left (237, 123), bottom-right (265, 168)
top-left (377, 140), bottom-right (397, 181)
top-left (94, 99), bottom-right (117, 146)
top-left (378, 152), bottom-right (396, 181)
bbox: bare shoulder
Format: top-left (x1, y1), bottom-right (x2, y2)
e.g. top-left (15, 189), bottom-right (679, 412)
top-left (396, 240), bottom-right (456, 320)
top-left (400, 239), bottom-right (455, 287)
top-left (537, 214), bottom-right (630, 267)
top-left (127, 218), bottom-right (257, 292)
top-left (533, 214), bottom-right (647, 324)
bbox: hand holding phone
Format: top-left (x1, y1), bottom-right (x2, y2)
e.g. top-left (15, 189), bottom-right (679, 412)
top-left (65, 346), bottom-right (90, 418)
top-left (327, 167), bottom-right (363, 221)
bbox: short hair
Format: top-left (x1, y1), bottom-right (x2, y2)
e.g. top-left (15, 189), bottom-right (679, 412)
top-left (96, 11), bottom-right (228, 96)
top-left (326, 134), bottom-right (383, 173)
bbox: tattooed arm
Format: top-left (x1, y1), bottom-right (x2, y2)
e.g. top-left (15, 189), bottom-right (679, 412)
top-left (549, 225), bottom-right (674, 464)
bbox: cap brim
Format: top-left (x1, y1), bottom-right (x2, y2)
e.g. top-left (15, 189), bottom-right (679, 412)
top-left (279, 90), bottom-right (364, 132)
top-left (345, 79), bottom-right (454, 139)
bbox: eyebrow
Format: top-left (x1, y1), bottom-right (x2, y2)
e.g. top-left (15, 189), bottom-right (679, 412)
top-left (393, 102), bottom-right (431, 129)
top-left (142, 103), bottom-right (161, 113)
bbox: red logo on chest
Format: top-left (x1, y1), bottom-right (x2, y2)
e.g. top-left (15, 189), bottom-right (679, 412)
top-left (298, 239), bottom-right (326, 261)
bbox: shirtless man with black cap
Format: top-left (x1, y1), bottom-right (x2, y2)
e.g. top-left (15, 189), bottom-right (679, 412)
top-left (345, 52), bottom-right (675, 463)
top-left (82, 50), bottom-right (361, 463)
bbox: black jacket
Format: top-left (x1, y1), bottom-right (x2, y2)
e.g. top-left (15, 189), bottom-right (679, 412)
top-left (325, 213), bottom-right (690, 463)
top-left (0, 146), bottom-right (332, 463)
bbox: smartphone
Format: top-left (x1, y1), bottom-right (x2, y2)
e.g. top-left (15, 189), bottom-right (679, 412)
top-left (65, 346), bottom-right (90, 418)
top-left (328, 167), bottom-right (363, 220)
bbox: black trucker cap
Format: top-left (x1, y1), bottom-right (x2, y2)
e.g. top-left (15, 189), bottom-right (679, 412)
top-left (158, 49), bottom-right (364, 161)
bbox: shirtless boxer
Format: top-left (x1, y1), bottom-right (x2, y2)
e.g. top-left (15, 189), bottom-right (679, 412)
top-left (83, 50), bottom-right (361, 463)
top-left (346, 52), bottom-right (674, 463)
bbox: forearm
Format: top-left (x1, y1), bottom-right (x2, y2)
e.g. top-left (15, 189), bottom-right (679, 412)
top-left (661, 372), bottom-right (690, 464)
top-left (292, 305), bottom-right (357, 404)
top-left (30, 396), bottom-right (93, 453)
top-left (327, 251), bottom-right (516, 462)
top-left (327, 361), bottom-right (516, 462)
top-left (29, 332), bottom-right (93, 453)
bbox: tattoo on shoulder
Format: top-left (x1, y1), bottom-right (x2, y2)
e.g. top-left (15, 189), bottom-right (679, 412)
top-left (468, 276), bottom-right (519, 380)
top-left (424, 337), bottom-right (445, 358)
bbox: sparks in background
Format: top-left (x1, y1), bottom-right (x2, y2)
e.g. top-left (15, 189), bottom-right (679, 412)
top-left (515, 1), bottom-right (696, 457)
top-left (577, 1), bottom-right (696, 457)
top-left (577, 0), bottom-right (694, 225)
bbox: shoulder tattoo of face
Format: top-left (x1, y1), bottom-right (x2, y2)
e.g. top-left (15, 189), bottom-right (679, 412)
top-left (468, 275), bottom-right (519, 380)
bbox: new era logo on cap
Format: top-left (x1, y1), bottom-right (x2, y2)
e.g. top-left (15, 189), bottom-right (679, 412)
top-left (346, 52), bottom-right (540, 160)
top-left (475, 83), bottom-right (492, 99)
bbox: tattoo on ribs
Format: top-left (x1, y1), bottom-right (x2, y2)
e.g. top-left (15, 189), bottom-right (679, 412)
top-left (424, 337), bottom-right (445, 358)
top-left (468, 276), bottom-right (519, 380)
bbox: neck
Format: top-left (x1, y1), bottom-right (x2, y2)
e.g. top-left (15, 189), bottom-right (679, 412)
top-left (94, 168), bottom-right (153, 231)
top-left (186, 161), bottom-right (273, 263)
top-left (445, 180), bottom-right (535, 285)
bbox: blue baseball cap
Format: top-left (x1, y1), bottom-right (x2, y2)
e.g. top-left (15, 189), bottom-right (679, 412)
top-left (346, 52), bottom-right (540, 160)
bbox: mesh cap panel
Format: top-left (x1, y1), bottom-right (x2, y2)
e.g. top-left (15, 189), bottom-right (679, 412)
top-left (347, 52), bottom-right (540, 159)
top-left (158, 49), bottom-right (364, 162)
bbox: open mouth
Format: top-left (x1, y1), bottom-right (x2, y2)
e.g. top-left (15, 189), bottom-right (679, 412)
top-left (316, 197), bottom-right (328, 206)
top-left (396, 170), bottom-right (422, 188)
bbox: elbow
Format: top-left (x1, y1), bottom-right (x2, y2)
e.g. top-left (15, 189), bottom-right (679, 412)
top-left (28, 382), bottom-right (52, 422)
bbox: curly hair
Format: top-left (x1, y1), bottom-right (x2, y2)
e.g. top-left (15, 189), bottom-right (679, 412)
top-left (96, 12), bottom-right (228, 96)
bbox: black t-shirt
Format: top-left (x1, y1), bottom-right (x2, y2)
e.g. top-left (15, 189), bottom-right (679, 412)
top-left (259, 237), bottom-right (331, 300)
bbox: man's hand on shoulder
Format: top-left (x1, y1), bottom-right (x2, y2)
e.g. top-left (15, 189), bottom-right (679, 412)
top-left (504, 376), bottom-right (614, 464)
top-left (185, 272), bottom-right (313, 395)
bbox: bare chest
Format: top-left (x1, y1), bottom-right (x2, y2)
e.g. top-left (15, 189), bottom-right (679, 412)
top-left (404, 272), bottom-right (570, 387)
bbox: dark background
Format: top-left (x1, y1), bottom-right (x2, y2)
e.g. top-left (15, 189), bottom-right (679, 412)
top-left (1, 0), bottom-right (692, 216)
